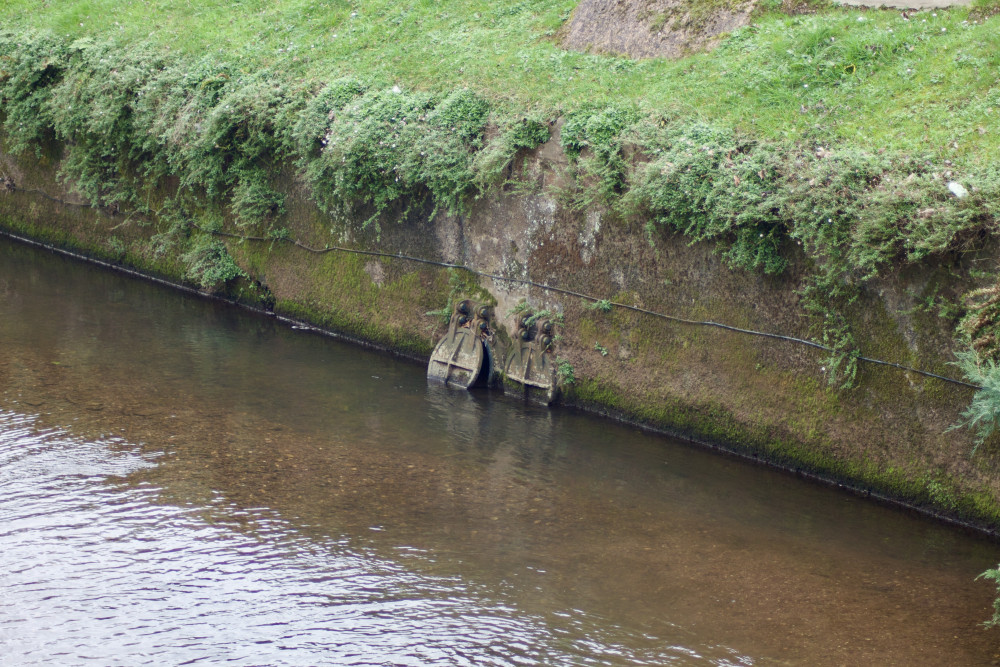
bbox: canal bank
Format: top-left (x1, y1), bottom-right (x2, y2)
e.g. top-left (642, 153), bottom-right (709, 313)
top-left (4, 125), bottom-right (1000, 535)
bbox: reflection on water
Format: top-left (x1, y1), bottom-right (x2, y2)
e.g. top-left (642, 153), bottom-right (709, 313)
top-left (2, 411), bottom-right (709, 666)
top-left (0, 237), bottom-right (998, 665)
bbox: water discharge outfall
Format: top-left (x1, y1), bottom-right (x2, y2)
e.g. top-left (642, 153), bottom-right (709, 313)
top-left (0, 236), bottom-right (998, 665)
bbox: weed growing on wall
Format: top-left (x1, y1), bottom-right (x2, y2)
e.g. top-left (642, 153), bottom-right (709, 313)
top-left (555, 358), bottom-right (576, 385)
top-left (424, 269), bottom-right (466, 326)
top-left (180, 235), bottom-right (246, 290)
top-left (978, 564), bottom-right (1000, 627)
top-left (586, 299), bottom-right (614, 313)
top-left (0, 31), bottom-right (65, 155)
top-left (950, 350), bottom-right (1000, 452)
top-left (626, 122), bottom-right (787, 276)
top-left (299, 86), bottom-right (497, 229)
top-left (471, 114), bottom-right (551, 192)
top-left (561, 104), bottom-right (642, 208)
top-left (0, 31), bottom-right (542, 238)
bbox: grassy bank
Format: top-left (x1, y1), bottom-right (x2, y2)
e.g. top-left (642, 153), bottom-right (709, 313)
top-left (0, 0), bottom-right (997, 158)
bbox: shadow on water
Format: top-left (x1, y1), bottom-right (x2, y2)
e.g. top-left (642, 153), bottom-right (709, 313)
top-left (1, 237), bottom-right (999, 665)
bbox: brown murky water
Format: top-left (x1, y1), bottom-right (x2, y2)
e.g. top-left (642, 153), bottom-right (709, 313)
top-left (1, 236), bottom-right (999, 665)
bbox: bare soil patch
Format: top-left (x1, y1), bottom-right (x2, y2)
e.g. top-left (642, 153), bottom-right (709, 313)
top-left (561, 0), bottom-right (755, 59)
top-left (561, 0), bottom-right (972, 60)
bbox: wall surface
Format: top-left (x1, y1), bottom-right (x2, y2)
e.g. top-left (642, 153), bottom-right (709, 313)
top-left (3, 133), bottom-right (999, 532)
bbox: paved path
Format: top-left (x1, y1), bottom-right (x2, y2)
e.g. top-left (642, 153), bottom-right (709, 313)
top-left (837, 0), bottom-right (970, 9)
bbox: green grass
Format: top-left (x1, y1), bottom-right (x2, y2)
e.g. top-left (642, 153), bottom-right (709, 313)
top-left (1, 0), bottom-right (998, 165)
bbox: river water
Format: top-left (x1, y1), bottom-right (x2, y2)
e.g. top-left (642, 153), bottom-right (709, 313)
top-left (1, 236), bottom-right (998, 665)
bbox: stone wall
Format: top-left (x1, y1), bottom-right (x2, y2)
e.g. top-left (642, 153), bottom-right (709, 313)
top-left (3, 132), bottom-right (998, 532)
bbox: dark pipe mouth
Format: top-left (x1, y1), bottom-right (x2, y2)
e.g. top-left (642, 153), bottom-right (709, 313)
top-left (470, 339), bottom-right (494, 389)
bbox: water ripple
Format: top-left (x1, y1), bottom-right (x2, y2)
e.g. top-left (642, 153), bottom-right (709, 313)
top-left (0, 410), bottom-right (739, 666)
